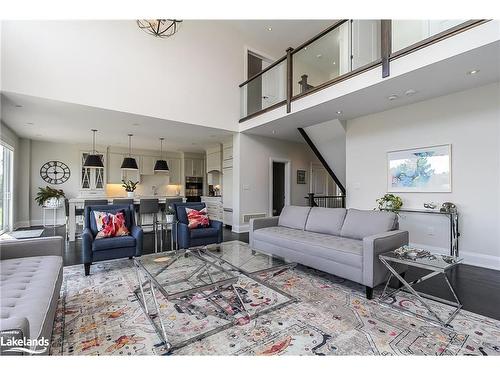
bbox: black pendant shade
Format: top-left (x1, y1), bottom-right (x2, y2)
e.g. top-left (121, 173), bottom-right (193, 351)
top-left (154, 159), bottom-right (169, 173)
top-left (84, 154), bottom-right (104, 168)
top-left (121, 157), bottom-right (139, 170)
top-left (154, 137), bottom-right (169, 173)
top-left (83, 129), bottom-right (104, 169)
top-left (121, 134), bottom-right (138, 170)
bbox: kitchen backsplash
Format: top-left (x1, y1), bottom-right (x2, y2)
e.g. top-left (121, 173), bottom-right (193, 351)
top-left (106, 174), bottom-right (181, 197)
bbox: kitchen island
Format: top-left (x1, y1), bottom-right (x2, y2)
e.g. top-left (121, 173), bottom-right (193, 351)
top-left (68, 196), bottom-right (185, 242)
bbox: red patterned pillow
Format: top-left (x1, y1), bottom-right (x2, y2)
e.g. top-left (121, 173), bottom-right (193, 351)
top-left (94, 211), bottom-right (130, 239)
top-left (185, 207), bottom-right (210, 229)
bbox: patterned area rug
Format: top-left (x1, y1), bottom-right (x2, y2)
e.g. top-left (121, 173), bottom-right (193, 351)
top-left (50, 241), bottom-right (500, 356)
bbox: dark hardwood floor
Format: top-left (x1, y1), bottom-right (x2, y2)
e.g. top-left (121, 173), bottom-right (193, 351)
top-left (17, 225), bottom-right (500, 321)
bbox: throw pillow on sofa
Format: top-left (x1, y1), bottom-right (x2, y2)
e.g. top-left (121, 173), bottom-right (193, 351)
top-left (185, 207), bottom-right (210, 229)
top-left (93, 210), bottom-right (130, 239)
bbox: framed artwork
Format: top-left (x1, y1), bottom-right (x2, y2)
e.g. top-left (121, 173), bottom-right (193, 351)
top-left (387, 144), bottom-right (451, 192)
top-left (297, 170), bottom-right (306, 184)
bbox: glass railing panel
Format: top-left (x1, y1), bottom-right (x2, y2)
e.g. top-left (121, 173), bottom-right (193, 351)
top-left (391, 20), bottom-right (467, 53)
top-left (240, 60), bottom-right (286, 119)
top-left (292, 20), bottom-right (381, 97)
top-left (351, 20), bottom-right (382, 70)
top-left (292, 22), bottom-right (350, 97)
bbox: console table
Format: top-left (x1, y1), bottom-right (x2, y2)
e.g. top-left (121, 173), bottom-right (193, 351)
top-left (383, 208), bottom-right (460, 258)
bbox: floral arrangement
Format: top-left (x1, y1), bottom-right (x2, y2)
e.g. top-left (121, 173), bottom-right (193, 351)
top-left (376, 193), bottom-right (403, 212)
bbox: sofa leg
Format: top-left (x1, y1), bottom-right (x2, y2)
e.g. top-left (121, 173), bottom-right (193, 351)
top-left (365, 286), bottom-right (374, 300)
top-left (128, 256), bottom-right (133, 260)
top-left (84, 263), bottom-right (91, 276)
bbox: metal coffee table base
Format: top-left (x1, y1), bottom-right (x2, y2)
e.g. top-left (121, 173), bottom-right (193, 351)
top-left (378, 258), bottom-right (462, 327)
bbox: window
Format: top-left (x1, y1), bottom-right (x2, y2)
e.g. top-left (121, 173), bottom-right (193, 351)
top-left (0, 142), bottom-right (14, 234)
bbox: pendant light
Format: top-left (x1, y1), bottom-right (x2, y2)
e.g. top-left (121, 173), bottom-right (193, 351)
top-left (121, 134), bottom-right (139, 170)
top-left (154, 137), bottom-right (169, 173)
top-left (83, 129), bottom-right (104, 168)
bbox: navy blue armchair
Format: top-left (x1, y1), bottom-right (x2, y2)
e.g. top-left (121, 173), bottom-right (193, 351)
top-left (82, 204), bottom-right (143, 275)
top-left (173, 202), bottom-right (223, 250)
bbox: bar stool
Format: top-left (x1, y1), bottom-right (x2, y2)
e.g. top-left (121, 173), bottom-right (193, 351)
top-left (112, 198), bottom-right (134, 205)
top-left (139, 199), bottom-right (160, 252)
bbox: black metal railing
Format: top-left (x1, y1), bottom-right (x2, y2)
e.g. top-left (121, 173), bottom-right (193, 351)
top-left (306, 193), bottom-right (345, 208)
top-left (239, 19), bottom-right (485, 122)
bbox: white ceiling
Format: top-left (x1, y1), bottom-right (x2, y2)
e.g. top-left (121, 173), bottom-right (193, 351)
top-left (0, 93), bottom-right (233, 152)
top-left (224, 20), bottom-right (335, 58)
top-left (244, 41), bottom-right (500, 143)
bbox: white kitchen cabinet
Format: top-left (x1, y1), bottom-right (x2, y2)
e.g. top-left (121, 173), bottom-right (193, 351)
top-left (223, 143), bottom-right (233, 161)
top-left (222, 167), bottom-right (233, 209)
top-left (140, 155), bottom-right (156, 175)
top-left (206, 151), bottom-right (221, 172)
top-left (185, 158), bottom-right (204, 177)
top-left (167, 158), bottom-right (181, 184)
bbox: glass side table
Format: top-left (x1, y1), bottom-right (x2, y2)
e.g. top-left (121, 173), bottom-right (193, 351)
top-left (156, 218), bottom-right (177, 252)
top-left (378, 247), bottom-right (463, 327)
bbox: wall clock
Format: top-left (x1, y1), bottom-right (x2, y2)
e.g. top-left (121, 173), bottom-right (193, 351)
top-left (40, 161), bottom-right (71, 185)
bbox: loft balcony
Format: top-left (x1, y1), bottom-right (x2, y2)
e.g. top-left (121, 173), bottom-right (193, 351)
top-left (238, 19), bottom-right (493, 126)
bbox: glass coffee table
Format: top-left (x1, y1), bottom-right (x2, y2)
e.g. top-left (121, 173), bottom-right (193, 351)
top-left (133, 241), bottom-right (297, 352)
top-left (378, 246), bottom-right (463, 327)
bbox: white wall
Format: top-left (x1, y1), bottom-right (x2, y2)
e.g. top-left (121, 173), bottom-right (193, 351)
top-left (235, 133), bottom-right (319, 232)
top-left (1, 21), bottom-right (277, 132)
top-left (303, 119), bottom-right (346, 188)
top-left (346, 83), bottom-right (500, 269)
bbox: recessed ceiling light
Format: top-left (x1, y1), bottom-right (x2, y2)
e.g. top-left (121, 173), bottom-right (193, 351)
top-left (405, 89), bottom-right (417, 96)
top-left (303, 47), bottom-right (307, 50)
top-left (15, 104), bottom-right (23, 108)
top-left (132, 123), bottom-right (140, 127)
top-left (316, 54), bottom-right (323, 59)
top-left (467, 69), bottom-right (480, 75)
top-left (272, 130), bottom-right (277, 135)
top-left (267, 27), bottom-right (272, 31)
top-left (336, 111), bottom-right (342, 115)
top-left (25, 122), bottom-right (34, 125)
top-left (332, 61), bottom-right (336, 65)
top-left (387, 94), bottom-right (399, 101)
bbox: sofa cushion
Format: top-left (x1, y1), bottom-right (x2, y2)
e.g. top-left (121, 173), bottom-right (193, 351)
top-left (305, 207), bottom-right (347, 236)
top-left (253, 226), bottom-right (363, 268)
top-left (1, 256), bottom-right (62, 340)
top-left (340, 209), bottom-right (398, 240)
top-left (278, 205), bottom-right (311, 230)
top-left (92, 235), bottom-right (136, 251)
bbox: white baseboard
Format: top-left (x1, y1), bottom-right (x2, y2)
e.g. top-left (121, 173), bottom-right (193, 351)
top-left (232, 223), bottom-right (249, 233)
top-left (410, 242), bottom-right (500, 271)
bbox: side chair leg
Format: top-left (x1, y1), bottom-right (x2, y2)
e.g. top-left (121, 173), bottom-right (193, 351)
top-left (84, 263), bottom-right (91, 276)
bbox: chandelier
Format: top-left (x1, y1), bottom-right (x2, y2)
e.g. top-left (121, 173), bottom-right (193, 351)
top-left (137, 19), bottom-right (182, 38)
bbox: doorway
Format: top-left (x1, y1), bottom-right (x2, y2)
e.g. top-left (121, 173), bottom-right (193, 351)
top-left (246, 51), bottom-right (274, 115)
top-left (271, 161), bottom-right (286, 216)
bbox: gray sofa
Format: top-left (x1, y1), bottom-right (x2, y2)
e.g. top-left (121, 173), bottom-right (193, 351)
top-left (250, 206), bottom-right (408, 299)
top-left (0, 236), bottom-right (63, 355)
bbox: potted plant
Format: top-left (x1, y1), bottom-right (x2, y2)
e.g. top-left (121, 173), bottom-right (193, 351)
top-left (165, 206), bottom-right (175, 224)
top-left (376, 193), bottom-right (403, 212)
top-left (122, 179), bottom-right (139, 198)
top-left (35, 186), bottom-right (66, 207)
